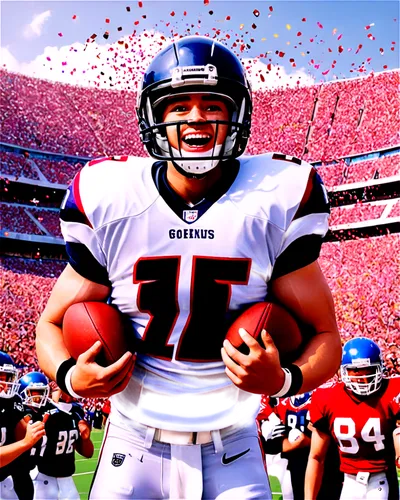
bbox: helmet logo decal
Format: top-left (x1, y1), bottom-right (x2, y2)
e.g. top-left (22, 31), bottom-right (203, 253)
top-left (171, 65), bottom-right (218, 88)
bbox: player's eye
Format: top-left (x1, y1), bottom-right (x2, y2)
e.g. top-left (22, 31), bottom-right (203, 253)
top-left (206, 104), bottom-right (223, 112)
top-left (169, 105), bottom-right (187, 113)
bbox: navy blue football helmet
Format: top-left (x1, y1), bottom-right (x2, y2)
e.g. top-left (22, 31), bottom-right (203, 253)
top-left (290, 392), bottom-right (312, 408)
top-left (19, 372), bottom-right (49, 408)
top-left (0, 351), bottom-right (20, 399)
top-left (136, 36), bottom-right (252, 176)
top-left (341, 337), bottom-right (383, 396)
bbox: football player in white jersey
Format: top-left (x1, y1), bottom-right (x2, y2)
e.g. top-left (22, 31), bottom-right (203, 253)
top-left (36, 36), bottom-right (341, 499)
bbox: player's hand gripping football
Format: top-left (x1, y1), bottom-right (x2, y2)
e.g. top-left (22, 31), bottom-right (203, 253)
top-left (221, 328), bottom-right (285, 395)
top-left (70, 341), bottom-right (135, 398)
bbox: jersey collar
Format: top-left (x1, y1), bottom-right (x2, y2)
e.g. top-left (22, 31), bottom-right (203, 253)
top-left (151, 160), bottom-right (239, 224)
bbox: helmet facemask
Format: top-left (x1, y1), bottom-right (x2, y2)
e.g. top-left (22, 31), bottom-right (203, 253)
top-left (341, 363), bottom-right (383, 396)
top-left (137, 61), bottom-right (251, 177)
top-left (21, 384), bottom-right (50, 408)
top-left (0, 364), bottom-right (20, 399)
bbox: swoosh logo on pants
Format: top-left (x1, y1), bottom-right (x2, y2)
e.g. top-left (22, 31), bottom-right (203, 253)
top-left (221, 448), bottom-right (251, 465)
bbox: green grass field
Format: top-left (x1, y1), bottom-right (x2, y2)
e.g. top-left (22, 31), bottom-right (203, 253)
top-left (73, 430), bottom-right (399, 500)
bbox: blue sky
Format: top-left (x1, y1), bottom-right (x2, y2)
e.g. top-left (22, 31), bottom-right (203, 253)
top-left (1, 1), bottom-right (399, 89)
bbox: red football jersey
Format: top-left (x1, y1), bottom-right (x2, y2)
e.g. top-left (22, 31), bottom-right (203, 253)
top-left (310, 378), bottom-right (400, 474)
top-left (257, 395), bottom-right (273, 422)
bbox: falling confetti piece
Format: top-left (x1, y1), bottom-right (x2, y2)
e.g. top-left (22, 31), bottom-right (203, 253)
top-left (286, 24), bottom-right (291, 30)
top-left (322, 69), bottom-right (330, 75)
top-left (103, 32), bottom-right (109, 39)
top-left (105, 18), bottom-right (110, 23)
top-left (337, 34), bottom-right (342, 40)
top-left (117, 26), bottom-right (123, 31)
top-left (273, 33), bottom-right (279, 38)
top-left (297, 31), bottom-right (302, 36)
top-left (239, 23), bottom-right (244, 30)
top-left (253, 9), bottom-right (260, 17)
top-left (302, 17), bottom-right (306, 22)
top-left (204, 0), bottom-right (209, 4)
top-left (367, 33), bottom-right (375, 40)
top-left (338, 45), bottom-right (344, 53)
top-left (170, 11), bottom-right (175, 16)
top-left (383, 65), bottom-right (388, 69)
top-left (317, 22), bottom-right (323, 29)
top-left (126, 6), bottom-right (131, 11)
top-left (269, 6), bottom-right (273, 11)
top-left (58, 32), bottom-right (63, 37)
top-left (379, 47), bottom-right (384, 54)
top-left (226, 15), bottom-right (231, 20)
top-left (72, 15), bottom-right (77, 20)
top-left (134, 20), bottom-right (139, 25)
top-left (261, 37), bottom-right (266, 41)
top-left (62, 62), bottom-right (67, 66)
top-left (278, 51), bottom-right (285, 57)
top-left (209, 10), bottom-right (214, 15)
top-left (355, 44), bottom-right (363, 54)
top-left (252, 23), bottom-right (257, 29)
top-left (310, 38), bottom-right (314, 42)
top-left (260, 73), bottom-right (265, 82)
top-left (46, 56), bottom-right (51, 61)
top-left (332, 28), bottom-right (337, 35)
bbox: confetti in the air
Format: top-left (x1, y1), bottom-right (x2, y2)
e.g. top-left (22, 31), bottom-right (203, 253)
top-left (72, 15), bottom-right (77, 20)
top-left (58, 32), bottom-right (63, 37)
top-left (126, 6), bottom-right (131, 12)
top-left (253, 9), bottom-right (260, 17)
top-left (105, 18), bottom-right (110, 23)
top-left (286, 24), bottom-right (291, 30)
top-left (302, 17), bottom-right (306, 22)
top-left (269, 6), bottom-right (273, 12)
top-left (170, 11), bottom-right (175, 16)
top-left (273, 33), bottom-right (279, 38)
top-left (204, 0), bottom-right (210, 5)
top-left (138, 1), bottom-right (142, 7)
top-left (317, 22), bottom-right (323, 29)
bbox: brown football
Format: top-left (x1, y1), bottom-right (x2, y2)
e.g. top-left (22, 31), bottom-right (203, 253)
top-left (225, 302), bottom-right (305, 363)
top-left (63, 302), bottom-right (129, 367)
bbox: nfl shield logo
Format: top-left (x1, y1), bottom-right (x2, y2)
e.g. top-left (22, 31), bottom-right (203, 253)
top-left (183, 210), bottom-right (198, 222)
top-left (111, 453), bottom-right (126, 467)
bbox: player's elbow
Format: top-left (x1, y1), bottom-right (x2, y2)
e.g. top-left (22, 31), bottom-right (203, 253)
top-left (327, 331), bottom-right (342, 377)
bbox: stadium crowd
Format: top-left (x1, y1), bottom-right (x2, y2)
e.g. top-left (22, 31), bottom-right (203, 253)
top-left (1, 70), bottom-right (399, 162)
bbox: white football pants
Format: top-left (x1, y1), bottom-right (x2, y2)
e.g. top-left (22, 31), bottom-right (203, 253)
top-left (90, 419), bottom-right (271, 499)
top-left (0, 477), bottom-right (18, 500)
top-left (340, 472), bottom-right (389, 500)
top-left (31, 470), bottom-right (79, 500)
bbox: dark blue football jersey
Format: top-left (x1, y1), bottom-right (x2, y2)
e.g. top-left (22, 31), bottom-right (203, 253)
top-left (28, 401), bottom-right (83, 477)
top-left (0, 395), bottom-right (26, 481)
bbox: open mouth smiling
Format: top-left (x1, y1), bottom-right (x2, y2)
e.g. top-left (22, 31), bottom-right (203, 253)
top-left (182, 133), bottom-right (213, 148)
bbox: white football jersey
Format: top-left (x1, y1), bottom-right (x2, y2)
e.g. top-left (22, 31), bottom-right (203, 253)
top-left (60, 153), bottom-right (330, 432)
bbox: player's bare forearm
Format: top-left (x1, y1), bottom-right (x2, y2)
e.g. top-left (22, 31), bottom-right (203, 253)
top-left (76, 437), bottom-right (94, 458)
top-left (304, 456), bottom-right (324, 500)
top-left (36, 264), bottom-right (110, 379)
top-left (0, 439), bottom-right (33, 467)
top-left (293, 329), bottom-right (341, 393)
top-left (270, 260), bottom-right (341, 392)
top-left (305, 427), bottom-right (331, 499)
top-left (282, 434), bottom-right (311, 452)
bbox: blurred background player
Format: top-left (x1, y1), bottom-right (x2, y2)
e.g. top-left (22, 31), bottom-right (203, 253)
top-left (36, 35), bottom-right (341, 499)
top-left (0, 352), bottom-right (46, 500)
top-left (19, 371), bottom-right (94, 500)
top-left (259, 391), bottom-right (342, 500)
top-left (305, 337), bottom-right (400, 500)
